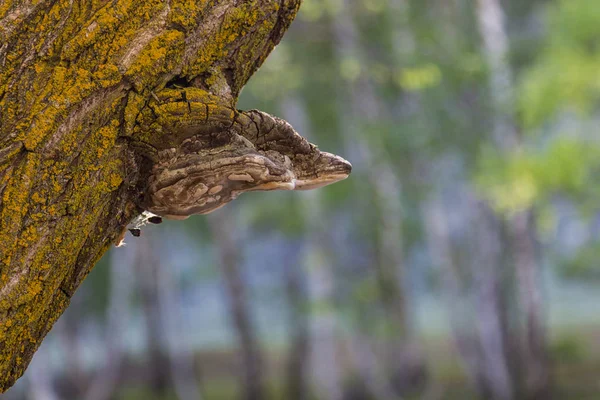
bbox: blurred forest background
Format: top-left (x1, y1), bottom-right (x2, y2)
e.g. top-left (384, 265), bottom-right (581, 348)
top-left (5, 0), bottom-right (600, 399)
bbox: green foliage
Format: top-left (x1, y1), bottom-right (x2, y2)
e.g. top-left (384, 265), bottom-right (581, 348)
top-left (395, 63), bottom-right (442, 92)
top-left (476, 138), bottom-right (600, 213)
top-left (548, 0), bottom-right (600, 50)
top-left (519, 0), bottom-right (600, 128)
top-left (243, 193), bottom-right (307, 238)
top-left (559, 243), bottom-right (600, 280)
top-left (298, 0), bottom-right (342, 21)
top-left (519, 47), bottom-right (600, 128)
top-left (201, 378), bottom-right (240, 399)
top-left (239, 43), bottom-right (304, 102)
top-left (118, 387), bottom-right (178, 400)
top-left (79, 250), bottom-right (112, 320)
top-left (477, 0), bottom-right (600, 215)
top-left (551, 335), bottom-right (587, 363)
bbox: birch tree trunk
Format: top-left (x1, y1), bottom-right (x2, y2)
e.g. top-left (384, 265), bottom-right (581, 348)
top-left (27, 346), bottom-right (61, 400)
top-left (303, 191), bottom-right (344, 400)
top-left (84, 247), bottom-right (133, 400)
top-left (0, 0), bottom-right (301, 391)
top-left (281, 97), bottom-right (311, 400)
top-left (209, 209), bottom-right (266, 400)
top-left (423, 195), bottom-right (485, 395)
top-left (476, 0), bottom-right (550, 397)
top-left (332, 2), bottom-right (425, 394)
top-left (426, 187), bottom-right (516, 400)
top-left (132, 230), bottom-right (203, 400)
top-left (283, 241), bottom-right (310, 400)
top-left (280, 94), bottom-right (343, 400)
top-left (135, 234), bottom-right (170, 396)
top-left (156, 229), bottom-right (203, 400)
top-left (469, 199), bottom-right (514, 400)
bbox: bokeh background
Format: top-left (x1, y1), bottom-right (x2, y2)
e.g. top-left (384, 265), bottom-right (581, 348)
top-left (5, 0), bottom-right (600, 399)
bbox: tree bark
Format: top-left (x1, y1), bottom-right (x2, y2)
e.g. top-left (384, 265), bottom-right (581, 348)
top-left (135, 233), bottom-right (170, 396)
top-left (476, 0), bottom-right (550, 397)
top-left (332, 2), bottom-right (426, 394)
top-left (469, 200), bottom-right (514, 400)
top-left (156, 229), bottom-right (204, 400)
top-left (280, 97), bottom-right (310, 400)
top-left (209, 208), bottom-right (266, 400)
top-left (303, 191), bottom-right (344, 400)
top-left (0, 0), bottom-right (301, 391)
top-left (84, 247), bottom-right (132, 400)
top-left (27, 345), bottom-right (60, 400)
top-left (283, 247), bottom-right (310, 400)
top-left (423, 195), bottom-right (486, 395)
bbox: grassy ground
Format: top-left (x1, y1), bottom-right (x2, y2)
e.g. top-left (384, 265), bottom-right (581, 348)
top-left (98, 327), bottom-right (600, 399)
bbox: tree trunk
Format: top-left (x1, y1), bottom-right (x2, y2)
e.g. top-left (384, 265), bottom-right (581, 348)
top-left (134, 229), bottom-right (204, 400)
top-left (156, 228), bottom-right (204, 400)
top-left (303, 191), bottom-right (344, 400)
top-left (135, 233), bottom-right (170, 396)
top-left (469, 199), bottom-right (514, 400)
top-left (27, 346), bottom-right (61, 400)
top-left (509, 210), bottom-right (549, 399)
top-left (426, 188), bottom-right (516, 400)
top-left (209, 208), bottom-right (266, 400)
top-left (55, 303), bottom-right (87, 397)
top-left (283, 240), bottom-right (310, 400)
top-left (475, 0), bottom-right (550, 397)
top-left (281, 97), bottom-right (311, 400)
top-left (279, 94), bottom-right (343, 400)
top-left (423, 195), bottom-right (486, 395)
top-left (84, 247), bottom-right (132, 400)
top-left (332, 2), bottom-right (426, 395)
top-left (0, 0), bottom-right (301, 391)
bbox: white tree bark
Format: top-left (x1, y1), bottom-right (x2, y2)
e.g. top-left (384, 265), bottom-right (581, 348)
top-left (209, 210), bottom-right (266, 400)
top-left (84, 248), bottom-right (133, 400)
top-left (476, 0), bottom-right (550, 397)
top-left (469, 199), bottom-right (514, 400)
top-left (303, 190), bottom-right (344, 400)
top-left (27, 348), bottom-right (60, 400)
top-left (280, 95), bottom-right (344, 400)
top-left (332, 1), bottom-right (425, 394)
top-left (423, 195), bottom-right (484, 394)
top-left (157, 229), bottom-right (204, 400)
top-left (280, 97), bottom-right (312, 400)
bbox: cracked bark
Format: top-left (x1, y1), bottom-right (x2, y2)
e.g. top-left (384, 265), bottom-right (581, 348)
top-left (0, 0), bottom-right (301, 391)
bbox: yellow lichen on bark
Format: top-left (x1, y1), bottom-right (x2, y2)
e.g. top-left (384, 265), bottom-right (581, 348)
top-left (0, 154), bottom-right (40, 263)
top-left (170, 0), bottom-right (208, 30)
top-left (0, 0), bottom-right (302, 392)
top-left (125, 30), bottom-right (185, 91)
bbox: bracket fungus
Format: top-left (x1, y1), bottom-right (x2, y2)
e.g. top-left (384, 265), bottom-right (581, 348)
top-left (128, 88), bottom-right (352, 221)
